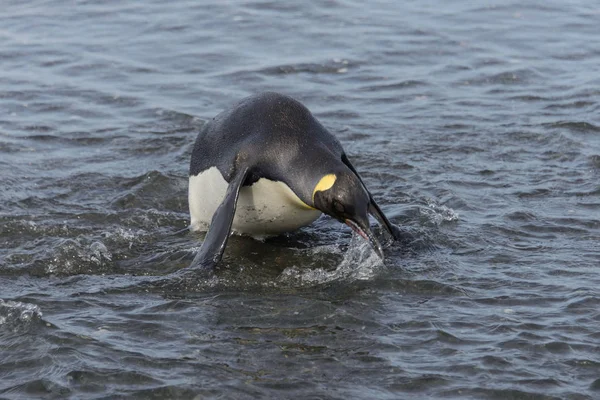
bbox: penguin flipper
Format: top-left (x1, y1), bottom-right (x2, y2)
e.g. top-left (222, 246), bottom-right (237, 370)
top-left (341, 154), bottom-right (400, 240)
top-left (189, 166), bottom-right (250, 270)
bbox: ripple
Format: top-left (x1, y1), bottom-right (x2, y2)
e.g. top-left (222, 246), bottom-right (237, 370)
top-left (543, 121), bottom-right (600, 133)
top-left (441, 387), bottom-right (563, 400)
top-left (590, 378), bottom-right (600, 391)
top-left (544, 341), bottom-right (571, 354)
top-left (258, 60), bottom-right (354, 76)
top-left (388, 375), bottom-right (450, 392)
top-left (359, 80), bottom-right (429, 92)
top-left (111, 170), bottom-right (187, 211)
top-left (544, 100), bottom-right (596, 110)
top-left (3, 379), bottom-right (72, 399)
top-left (480, 355), bottom-right (512, 367)
top-left (465, 68), bottom-right (544, 86)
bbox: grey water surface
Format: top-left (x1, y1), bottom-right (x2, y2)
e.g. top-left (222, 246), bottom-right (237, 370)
top-left (1, 1), bottom-right (600, 399)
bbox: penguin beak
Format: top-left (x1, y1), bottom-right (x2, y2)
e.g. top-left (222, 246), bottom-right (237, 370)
top-left (368, 202), bottom-right (398, 240)
top-left (344, 218), bottom-right (384, 260)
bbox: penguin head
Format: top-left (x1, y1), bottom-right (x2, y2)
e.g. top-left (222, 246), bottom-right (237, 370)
top-left (312, 172), bottom-right (384, 259)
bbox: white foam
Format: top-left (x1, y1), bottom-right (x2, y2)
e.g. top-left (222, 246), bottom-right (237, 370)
top-left (421, 200), bottom-right (459, 225)
top-left (45, 239), bottom-right (113, 275)
top-left (0, 299), bottom-right (42, 325)
top-left (89, 241), bottom-right (112, 263)
top-left (279, 233), bottom-right (384, 286)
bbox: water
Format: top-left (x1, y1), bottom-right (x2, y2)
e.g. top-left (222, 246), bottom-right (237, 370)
top-left (1, 0), bottom-right (599, 398)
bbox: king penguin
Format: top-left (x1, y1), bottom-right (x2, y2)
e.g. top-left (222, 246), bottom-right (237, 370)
top-left (188, 92), bottom-right (398, 269)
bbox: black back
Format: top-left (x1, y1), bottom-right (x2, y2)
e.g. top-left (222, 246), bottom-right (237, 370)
top-left (189, 92), bottom-right (347, 205)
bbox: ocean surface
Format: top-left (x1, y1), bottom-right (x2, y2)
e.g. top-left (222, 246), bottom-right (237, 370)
top-left (1, 1), bottom-right (600, 399)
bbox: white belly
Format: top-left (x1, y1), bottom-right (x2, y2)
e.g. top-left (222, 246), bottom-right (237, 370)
top-left (189, 167), bottom-right (321, 237)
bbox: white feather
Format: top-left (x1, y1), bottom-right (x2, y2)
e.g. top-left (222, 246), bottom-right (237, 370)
top-left (189, 167), bottom-right (321, 237)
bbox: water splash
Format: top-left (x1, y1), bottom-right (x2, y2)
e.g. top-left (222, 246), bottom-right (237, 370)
top-left (421, 200), bottom-right (459, 225)
top-left (45, 238), bottom-right (113, 275)
top-left (279, 233), bottom-right (384, 286)
top-left (0, 299), bottom-right (42, 326)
